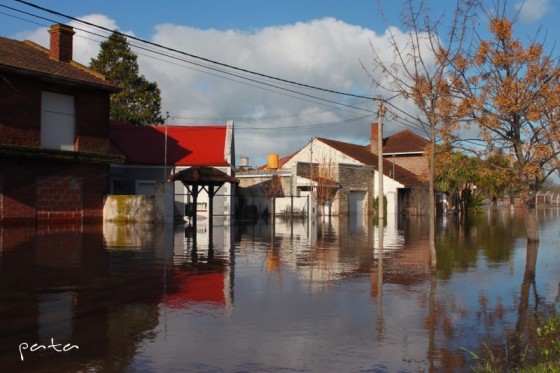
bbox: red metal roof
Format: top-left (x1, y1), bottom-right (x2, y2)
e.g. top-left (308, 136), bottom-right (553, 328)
top-left (109, 122), bottom-right (229, 166)
top-left (0, 37), bottom-right (118, 91)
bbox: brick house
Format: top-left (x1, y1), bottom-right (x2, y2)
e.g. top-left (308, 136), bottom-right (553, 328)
top-left (0, 24), bottom-right (122, 223)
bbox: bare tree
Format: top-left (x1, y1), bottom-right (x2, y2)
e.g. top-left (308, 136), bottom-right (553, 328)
top-left (261, 173), bottom-right (283, 219)
top-left (313, 156), bottom-right (338, 217)
top-left (363, 0), bottom-right (478, 266)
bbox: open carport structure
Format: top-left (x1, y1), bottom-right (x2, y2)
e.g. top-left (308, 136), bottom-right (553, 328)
top-left (169, 166), bottom-right (239, 248)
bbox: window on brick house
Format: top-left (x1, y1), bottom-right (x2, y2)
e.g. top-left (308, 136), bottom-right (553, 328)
top-left (41, 91), bottom-right (75, 150)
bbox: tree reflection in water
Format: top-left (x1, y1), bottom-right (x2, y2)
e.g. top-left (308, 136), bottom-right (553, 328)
top-left (0, 209), bottom-right (559, 371)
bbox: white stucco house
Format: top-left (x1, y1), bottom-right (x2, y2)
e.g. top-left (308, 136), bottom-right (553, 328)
top-left (237, 127), bottom-right (428, 217)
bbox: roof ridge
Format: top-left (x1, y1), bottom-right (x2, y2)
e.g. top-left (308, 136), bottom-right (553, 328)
top-left (23, 39), bottom-right (48, 53)
top-left (109, 122), bottom-right (227, 128)
top-left (316, 137), bottom-right (362, 147)
top-left (23, 39), bottom-right (114, 83)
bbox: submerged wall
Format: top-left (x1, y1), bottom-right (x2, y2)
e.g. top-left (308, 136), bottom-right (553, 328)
top-left (103, 195), bottom-right (162, 223)
top-left (103, 181), bottom-right (173, 223)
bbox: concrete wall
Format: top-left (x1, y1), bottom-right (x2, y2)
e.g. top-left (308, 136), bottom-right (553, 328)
top-left (103, 181), bottom-right (172, 223)
top-left (103, 195), bottom-right (161, 223)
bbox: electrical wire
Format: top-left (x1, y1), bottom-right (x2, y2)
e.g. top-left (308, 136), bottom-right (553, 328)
top-left (1, 1), bottom-right (450, 137)
top-left (0, 2), bottom-right (377, 117)
top-left (13, 0), bottom-right (380, 101)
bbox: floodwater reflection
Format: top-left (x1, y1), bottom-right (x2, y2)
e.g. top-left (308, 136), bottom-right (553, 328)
top-left (0, 208), bottom-right (558, 372)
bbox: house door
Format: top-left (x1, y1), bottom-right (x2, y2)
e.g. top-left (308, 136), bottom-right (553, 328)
top-left (349, 191), bottom-right (366, 215)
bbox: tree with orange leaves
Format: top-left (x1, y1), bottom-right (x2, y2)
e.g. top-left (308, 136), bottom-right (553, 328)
top-left (453, 7), bottom-right (560, 241)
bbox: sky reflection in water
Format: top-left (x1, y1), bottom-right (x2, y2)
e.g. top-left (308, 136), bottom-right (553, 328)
top-left (0, 208), bottom-right (559, 372)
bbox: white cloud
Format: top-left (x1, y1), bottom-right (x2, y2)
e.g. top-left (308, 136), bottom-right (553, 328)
top-left (21, 16), bottom-right (434, 167)
top-left (22, 14), bottom-right (134, 65)
top-left (514, 0), bottom-right (551, 22)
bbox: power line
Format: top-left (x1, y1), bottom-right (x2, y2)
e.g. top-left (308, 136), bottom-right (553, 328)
top-left (1, 2), bottom-right (377, 115)
top-left (14, 0), bottom-right (380, 101)
top-left (3, 1), bottom-right (442, 137)
top-left (213, 114), bottom-right (372, 131)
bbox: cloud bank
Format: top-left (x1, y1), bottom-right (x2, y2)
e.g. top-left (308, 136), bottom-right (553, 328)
top-left (24, 16), bottom-right (423, 167)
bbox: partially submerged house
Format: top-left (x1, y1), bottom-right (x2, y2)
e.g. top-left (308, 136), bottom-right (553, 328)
top-left (0, 24), bottom-right (122, 223)
top-left (237, 130), bottom-right (427, 218)
top-left (109, 120), bottom-right (236, 222)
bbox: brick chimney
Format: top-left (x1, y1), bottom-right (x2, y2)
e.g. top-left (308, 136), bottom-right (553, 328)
top-left (49, 24), bottom-right (75, 62)
top-left (370, 123), bottom-right (378, 154)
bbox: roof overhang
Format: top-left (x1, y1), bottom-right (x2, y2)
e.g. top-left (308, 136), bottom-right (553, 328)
top-left (169, 166), bottom-right (239, 187)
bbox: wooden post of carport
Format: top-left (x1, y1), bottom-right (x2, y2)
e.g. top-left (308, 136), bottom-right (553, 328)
top-left (169, 166), bottom-right (239, 259)
top-left (183, 182), bottom-right (201, 249)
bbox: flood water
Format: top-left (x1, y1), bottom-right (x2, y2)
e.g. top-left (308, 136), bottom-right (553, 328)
top-left (1, 208), bottom-right (559, 372)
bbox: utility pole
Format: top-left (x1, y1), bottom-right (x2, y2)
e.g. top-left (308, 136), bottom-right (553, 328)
top-left (163, 112), bottom-right (169, 181)
top-left (377, 96), bottom-right (386, 222)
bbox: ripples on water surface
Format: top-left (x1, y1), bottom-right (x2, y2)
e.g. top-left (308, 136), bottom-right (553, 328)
top-left (0, 208), bottom-right (559, 372)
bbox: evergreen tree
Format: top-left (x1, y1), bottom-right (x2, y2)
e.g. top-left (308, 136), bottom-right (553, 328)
top-left (90, 31), bottom-right (165, 126)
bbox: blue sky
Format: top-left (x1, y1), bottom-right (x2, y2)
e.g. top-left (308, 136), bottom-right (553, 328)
top-left (0, 0), bottom-right (557, 167)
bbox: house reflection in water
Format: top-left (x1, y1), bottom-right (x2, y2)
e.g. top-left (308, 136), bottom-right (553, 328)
top-left (370, 215), bottom-right (431, 298)
top-left (103, 219), bottom-right (235, 315)
top-left (0, 221), bottom-right (234, 370)
top-left (0, 209), bottom-right (434, 371)
top-left (234, 213), bottom-right (431, 295)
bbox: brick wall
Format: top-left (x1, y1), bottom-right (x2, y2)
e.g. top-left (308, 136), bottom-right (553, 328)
top-left (36, 175), bottom-right (83, 224)
top-left (0, 72), bottom-right (111, 153)
top-left (0, 73), bottom-right (41, 147)
top-left (0, 158), bottom-right (109, 223)
top-left (74, 91), bottom-right (110, 153)
top-left (297, 162), bottom-right (374, 215)
top-left (389, 155), bottom-right (428, 179)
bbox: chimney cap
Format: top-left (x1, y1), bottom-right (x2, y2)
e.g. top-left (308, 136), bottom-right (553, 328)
top-left (48, 23), bottom-right (75, 35)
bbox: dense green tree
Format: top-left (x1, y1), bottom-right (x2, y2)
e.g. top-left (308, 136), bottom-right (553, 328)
top-left (477, 151), bottom-right (515, 207)
top-left (90, 31), bottom-right (165, 126)
top-left (433, 145), bottom-right (481, 214)
top-left (433, 145), bottom-right (514, 214)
